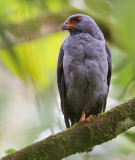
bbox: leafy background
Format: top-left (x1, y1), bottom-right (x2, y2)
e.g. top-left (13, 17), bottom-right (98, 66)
top-left (0, 0), bottom-right (135, 159)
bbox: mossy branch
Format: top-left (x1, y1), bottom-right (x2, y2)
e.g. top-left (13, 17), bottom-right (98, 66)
top-left (1, 97), bottom-right (135, 160)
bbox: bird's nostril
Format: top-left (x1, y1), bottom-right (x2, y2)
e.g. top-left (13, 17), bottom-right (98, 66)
top-left (65, 21), bottom-right (68, 24)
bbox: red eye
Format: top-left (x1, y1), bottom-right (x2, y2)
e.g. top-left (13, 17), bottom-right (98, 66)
top-left (75, 17), bottom-right (81, 23)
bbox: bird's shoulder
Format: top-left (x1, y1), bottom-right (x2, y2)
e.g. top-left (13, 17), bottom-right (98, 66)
top-left (62, 33), bottom-right (94, 49)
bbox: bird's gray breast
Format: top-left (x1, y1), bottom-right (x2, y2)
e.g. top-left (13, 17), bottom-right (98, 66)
top-left (63, 33), bottom-right (108, 113)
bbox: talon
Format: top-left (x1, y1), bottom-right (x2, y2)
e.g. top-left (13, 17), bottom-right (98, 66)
top-left (87, 119), bottom-right (90, 123)
top-left (79, 119), bottom-right (84, 123)
top-left (85, 115), bottom-right (95, 122)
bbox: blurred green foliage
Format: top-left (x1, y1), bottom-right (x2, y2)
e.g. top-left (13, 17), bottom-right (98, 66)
top-left (5, 148), bottom-right (17, 155)
top-left (0, 0), bottom-right (135, 159)
top-left (0, 32), bottom-right (67, 90)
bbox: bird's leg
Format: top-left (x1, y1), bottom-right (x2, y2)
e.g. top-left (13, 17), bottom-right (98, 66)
top-left (79, 111), bottom-right (85, 123)
top-left (79, 111), bottom-right (95, 123)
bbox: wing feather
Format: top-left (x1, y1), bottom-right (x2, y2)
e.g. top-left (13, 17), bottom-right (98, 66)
top-left (57, 47), bottom-right (70, 128)
top-left (105, 42), bottom-right (112, 88)
top-left (102, 42), bottom-right (112, 112)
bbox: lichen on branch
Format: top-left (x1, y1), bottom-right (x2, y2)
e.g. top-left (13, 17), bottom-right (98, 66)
top-left (1, 97), bottom-right (135, 160)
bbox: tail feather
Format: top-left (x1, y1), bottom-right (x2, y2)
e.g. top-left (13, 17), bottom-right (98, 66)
top-left (65, 117), bottom-right (70, 128)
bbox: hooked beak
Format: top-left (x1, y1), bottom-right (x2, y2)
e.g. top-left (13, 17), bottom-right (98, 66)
top-left (62, 21), bottom-right (76, 31)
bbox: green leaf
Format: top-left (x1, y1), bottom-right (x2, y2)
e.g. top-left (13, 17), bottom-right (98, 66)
top-left (5, 148), bottom-right (17, 155)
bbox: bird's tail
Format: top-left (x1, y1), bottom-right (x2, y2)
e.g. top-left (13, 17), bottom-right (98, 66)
top-left (64, 117), bottom-right (70, 128)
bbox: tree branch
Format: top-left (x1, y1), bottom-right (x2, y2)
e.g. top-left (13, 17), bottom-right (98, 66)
top-left (1, 97), bottom-right (135, 160)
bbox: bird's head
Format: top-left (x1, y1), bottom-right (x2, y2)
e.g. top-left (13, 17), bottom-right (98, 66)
top-left (62, 14), bottom-right (104, 40)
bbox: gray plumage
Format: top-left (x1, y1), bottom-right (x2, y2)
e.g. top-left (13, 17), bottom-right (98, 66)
top-left (57, 14), bottom-right (112, 128)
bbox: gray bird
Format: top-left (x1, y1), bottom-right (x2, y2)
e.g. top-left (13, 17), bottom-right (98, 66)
top-left (57, 14), bottom-right (112, 128)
